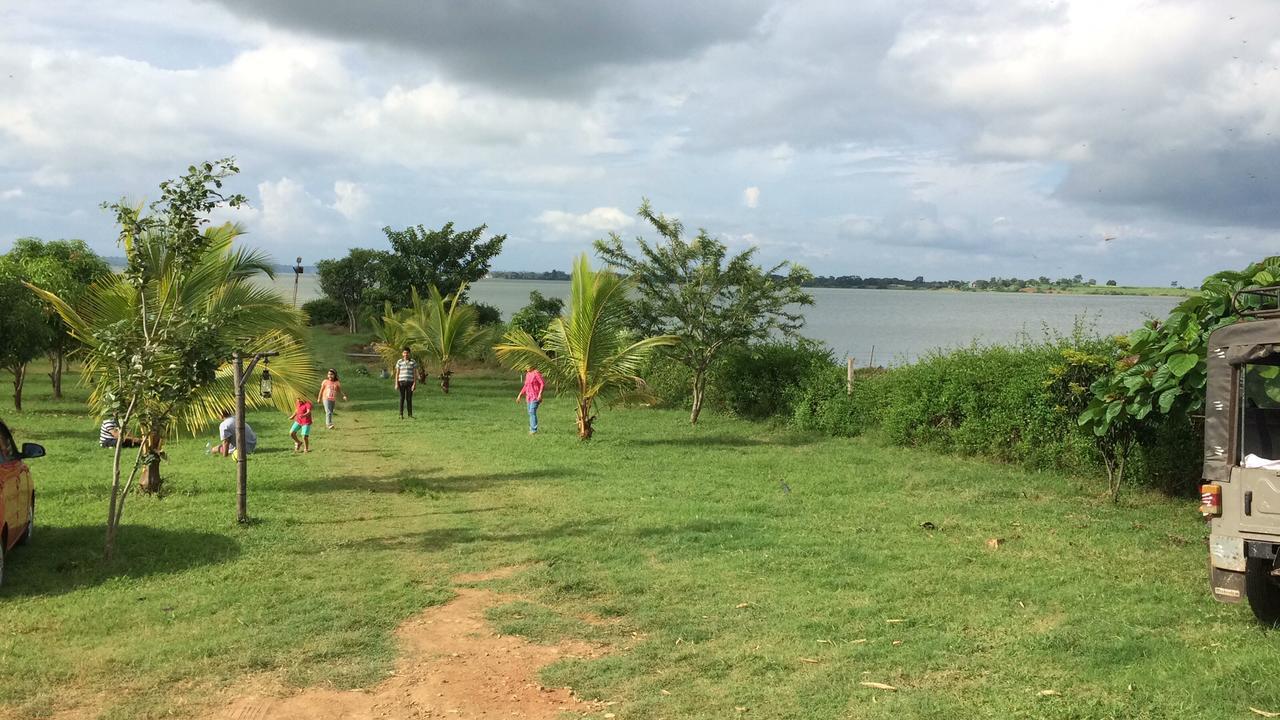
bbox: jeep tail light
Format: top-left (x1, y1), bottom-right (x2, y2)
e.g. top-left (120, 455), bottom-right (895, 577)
top-left (1200, 484), bottom-right (1222, 518)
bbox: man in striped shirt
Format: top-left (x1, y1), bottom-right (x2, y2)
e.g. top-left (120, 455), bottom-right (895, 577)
top-left (99, 417), bottom-right (140, 448)
top-left (394, 347), bottom-right (418, 419)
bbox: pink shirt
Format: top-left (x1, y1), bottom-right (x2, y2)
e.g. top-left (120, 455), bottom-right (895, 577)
top-left (519, 370), bottom-right (544, 402)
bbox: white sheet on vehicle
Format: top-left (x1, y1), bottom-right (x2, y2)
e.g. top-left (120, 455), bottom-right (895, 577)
top-left (1243, 453), bottom-right (1280, 469)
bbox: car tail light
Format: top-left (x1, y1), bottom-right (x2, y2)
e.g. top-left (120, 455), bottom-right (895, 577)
top-left (1200, 484), bottom-right (1222, 518)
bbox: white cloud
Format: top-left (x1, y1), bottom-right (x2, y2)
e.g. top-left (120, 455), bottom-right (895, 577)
top-left (253, 176), bottom-right (327, 241)
top-left (331, 181), bottom-right (369, 220)
top-left (743, 186), bottom-right (760, 208)
top-left (31, 166), bottom-right (70, 188)
top-left (536, 207), bottom-right (634, 236)
top-left (0, 188), bottom-right (25, 201)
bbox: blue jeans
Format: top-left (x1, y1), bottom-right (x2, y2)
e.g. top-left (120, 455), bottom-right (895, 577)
top-left (527, 400), bottom-right (540, 433)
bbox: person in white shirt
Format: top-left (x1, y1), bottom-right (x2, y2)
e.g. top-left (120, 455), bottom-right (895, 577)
top-left (394, 347), bottom-right (419, 419)
top-left (216, 411), bottom-right (257, 458)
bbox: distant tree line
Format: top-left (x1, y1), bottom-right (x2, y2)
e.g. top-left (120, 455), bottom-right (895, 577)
top-left (801, 274), bottom-right (1111, 291)
top-left (489, 269), bottom-right (570, 281)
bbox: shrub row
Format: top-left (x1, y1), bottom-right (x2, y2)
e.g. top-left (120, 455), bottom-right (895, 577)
top-left (645, 336), bottom-right (1200, 494)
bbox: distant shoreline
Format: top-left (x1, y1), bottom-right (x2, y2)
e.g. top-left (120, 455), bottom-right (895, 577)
top-left (484, 274), bottom-right (1192, 298)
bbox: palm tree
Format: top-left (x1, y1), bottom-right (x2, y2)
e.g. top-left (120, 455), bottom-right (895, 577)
top-left (369, 300), bottom-right (427, 382)
top-left (406, 283), bottom-right (490, 393)
top-left (29, 222), bottom-right (315, 555)
top-left (494, 254), bottom-right (677, 439)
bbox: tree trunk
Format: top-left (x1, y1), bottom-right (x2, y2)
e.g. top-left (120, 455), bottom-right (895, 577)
top-left (105, 439), bottom-right (124, 561)
top-left (48, 351), bottom-right (64, 400)
top-left (347, 307), bottom-right (358, 334)
top-left (139, 430), bottom-right (164, 494)
top-left (576, 399), bottom-right (595, 440)
top-left (11, 364), bottom-right (25, 412)
top-left (689, 368), bottom-right (707, 425)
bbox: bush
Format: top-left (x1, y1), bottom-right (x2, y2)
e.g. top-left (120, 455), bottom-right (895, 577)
top-left (871, 341), bottom-right (1106, 472)
top-left (790, 365), bottom-right (885, 437)
top-left (640, 354), bottom-right (694, 409)
top-left (301, 297), bottom-right (346, 326)
top-left (708, 339), bottom-right (836, 421)
top-left (509, 291), bottom-right (564, 340)
top-left (473, 302), bottom-right (502, 326)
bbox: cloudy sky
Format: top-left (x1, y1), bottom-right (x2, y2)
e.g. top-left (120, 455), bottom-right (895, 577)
top-left (1, 0), bottom-right (1277, 284)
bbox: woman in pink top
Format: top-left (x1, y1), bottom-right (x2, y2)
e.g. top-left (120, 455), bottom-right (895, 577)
top-left (516, 367), bottom-right (545, 434)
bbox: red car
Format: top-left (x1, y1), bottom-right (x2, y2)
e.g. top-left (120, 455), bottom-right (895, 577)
top-left (0, 420), bottom-right (42, 587)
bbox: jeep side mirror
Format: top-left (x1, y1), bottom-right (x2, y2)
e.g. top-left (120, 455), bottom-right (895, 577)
top-left (20, 443), bottom-right (45, 460)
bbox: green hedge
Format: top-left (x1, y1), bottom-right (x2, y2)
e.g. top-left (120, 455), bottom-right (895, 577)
top-left (642, 336), bottom-right (1200, 494)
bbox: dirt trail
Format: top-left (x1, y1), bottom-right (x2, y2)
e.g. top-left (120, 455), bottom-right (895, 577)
top-left (219, 570), bottom-right (599, 720)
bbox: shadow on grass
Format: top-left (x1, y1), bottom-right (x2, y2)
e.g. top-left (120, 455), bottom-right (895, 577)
top-left (328, 517), bottom-right (754, 556)
top-left (345, 520), bottom-right (593, 553)
top-left (625, 433), bottom-right (818, 448)
top-left (289, 506), bottom-right (511, 525)
top-left (290, 467), bottom-right (574, 495)
top-left (1, 524), bottom-right (240, 598)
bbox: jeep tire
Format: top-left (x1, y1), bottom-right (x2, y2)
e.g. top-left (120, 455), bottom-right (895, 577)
top-left (1246, 556), bottom-right (1280, 625)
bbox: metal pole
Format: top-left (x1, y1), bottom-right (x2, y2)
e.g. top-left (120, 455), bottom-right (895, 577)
top-left (292, 256), bottom-right (302, 307)
top-left (234, 352), bottom-right (248, 523)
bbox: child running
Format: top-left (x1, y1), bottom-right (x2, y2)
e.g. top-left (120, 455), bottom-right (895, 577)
top-left (290, 397), bottom-right (313, 452)
top-left (317, 368), bottom-right (348, 429)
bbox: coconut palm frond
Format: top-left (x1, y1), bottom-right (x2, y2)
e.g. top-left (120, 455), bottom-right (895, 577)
top-left (179, 329), bottom-right (318, 433)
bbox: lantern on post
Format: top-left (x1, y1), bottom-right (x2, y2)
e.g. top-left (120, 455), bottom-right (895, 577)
top-left (260, 358), bottom-right (272, 399)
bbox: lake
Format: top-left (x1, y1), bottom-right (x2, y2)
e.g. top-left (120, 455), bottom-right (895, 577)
top-left (267, 274), bottom-right (1178, 365)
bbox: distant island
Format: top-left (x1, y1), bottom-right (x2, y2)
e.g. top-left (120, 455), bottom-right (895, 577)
top-left (487, 270), bottom-right (1193, 297)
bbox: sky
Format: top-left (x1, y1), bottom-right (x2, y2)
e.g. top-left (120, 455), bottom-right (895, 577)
top-left (1, 0), bottom-right (1277, 285)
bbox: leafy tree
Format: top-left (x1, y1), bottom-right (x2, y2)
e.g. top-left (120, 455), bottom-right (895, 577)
top-left (315, 248), bottom-right (389, 332)
top-left (0, 260), bottom-right (54, 411)
top-left (403, 284), bottom-right (490, 393)
top-left (507, 290), bottom-right (565, 340)
top-left (7, 237), bottom-right (111, 398)
top-left (28, 160), bottom-right (315, 558)
top-left (1106, 279), bottom-right (1118, 286)
top-left (1079, 256), bottom-right (1280, 500)
top-left (494, 254), bottom-right (677, 439)
top-left (381, 222), bottom-right (505, 305)
top-left (595, 200), bottom-right (813, 423)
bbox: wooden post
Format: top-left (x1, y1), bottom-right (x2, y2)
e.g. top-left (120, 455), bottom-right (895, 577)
top-left (234, 352), bottom-right (248, 524)
top-left (847, 357), bottom-right (854, 395)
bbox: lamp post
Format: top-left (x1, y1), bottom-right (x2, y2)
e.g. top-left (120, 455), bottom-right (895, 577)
top-left (232, 350), bottom-right (278, 523)
top-left (292, 256), bottom-right (304, 307)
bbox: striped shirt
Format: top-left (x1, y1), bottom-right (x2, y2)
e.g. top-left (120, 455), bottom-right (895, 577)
top-left (395, 358), bottom-right (417, 383)
top-left (100, 419), bottom-right (119, 447)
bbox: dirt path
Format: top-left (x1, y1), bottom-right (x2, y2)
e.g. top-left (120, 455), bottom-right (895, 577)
top-left (218, 570), bottom-right (599, 720)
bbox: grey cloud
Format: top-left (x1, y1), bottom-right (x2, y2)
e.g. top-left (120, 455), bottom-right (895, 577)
top-left (201, 0), bottom-right (771, 93)
top-left (1056, 142), bottom-right (1280, 228)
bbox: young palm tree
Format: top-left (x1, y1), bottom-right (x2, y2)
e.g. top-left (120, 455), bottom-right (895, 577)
top-left (29, 222), bottom-right (315, 555)
top-left (369, 300), bottom-right (427, 381)
top-left (494, 254), bottom-right (677, 439)
top-left (407, 283), bottom-right (490, 393)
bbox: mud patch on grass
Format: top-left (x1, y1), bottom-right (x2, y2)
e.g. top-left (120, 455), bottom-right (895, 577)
top-left (216, 567), bottom-right (605, 719)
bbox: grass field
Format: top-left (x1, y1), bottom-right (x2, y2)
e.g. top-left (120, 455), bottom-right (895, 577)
top-left (1, 329), bottom-right (1277, 719)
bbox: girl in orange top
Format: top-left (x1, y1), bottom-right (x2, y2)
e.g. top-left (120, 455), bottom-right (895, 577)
top-left (317, 369), bottom-right (348, 430)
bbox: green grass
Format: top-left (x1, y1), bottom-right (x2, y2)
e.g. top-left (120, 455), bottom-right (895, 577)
top-left (1, 328), bottom-right (1277, 719)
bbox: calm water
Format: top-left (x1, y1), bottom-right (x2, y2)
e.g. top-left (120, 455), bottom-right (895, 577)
top-left (268, 275), bottom-right (1179, 365)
